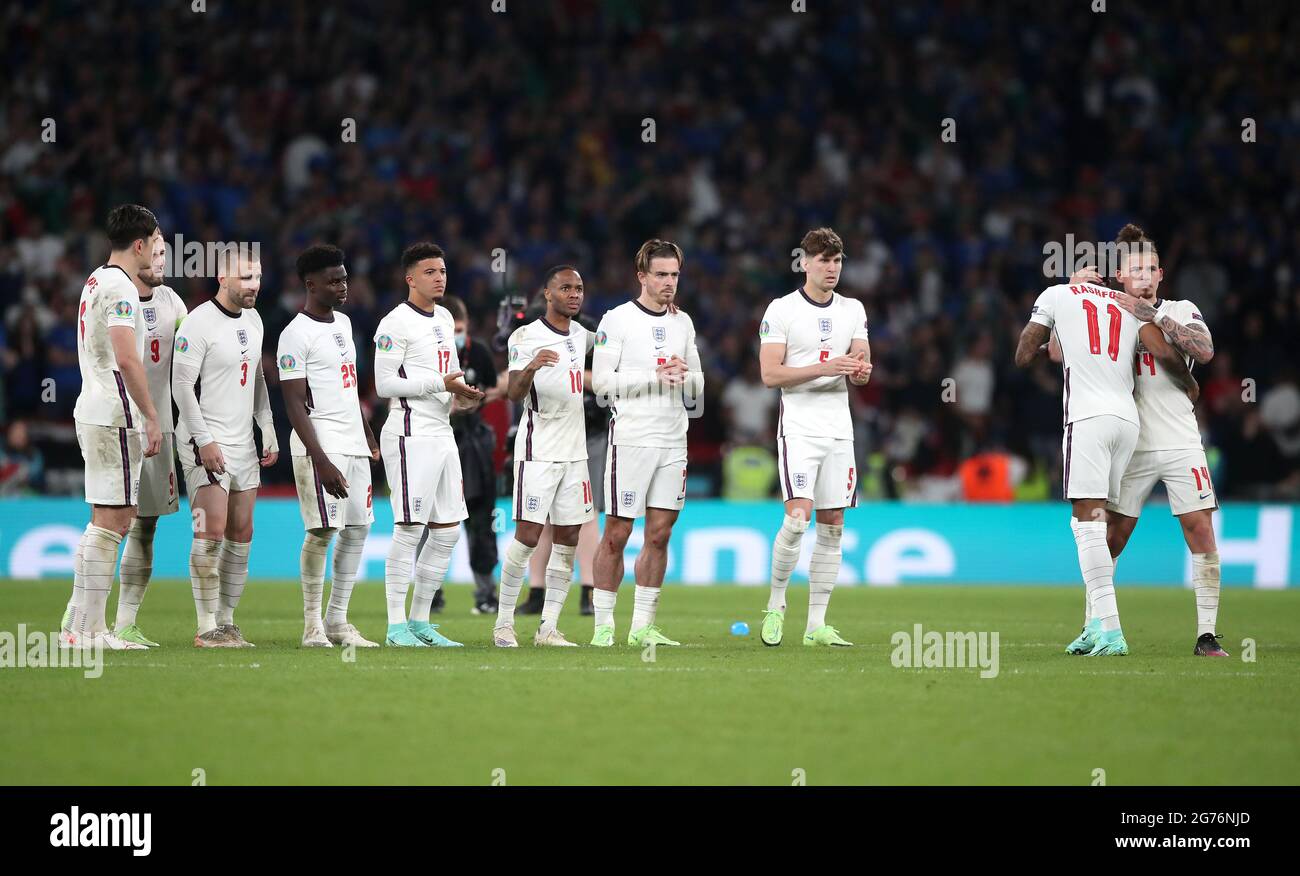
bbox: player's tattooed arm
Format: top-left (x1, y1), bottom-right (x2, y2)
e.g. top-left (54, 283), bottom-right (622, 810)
top-left (1139, 323), bottom-right (1199, 403)
top-left (1014, 322), bottom-right (1051, 368)
top-left (1154, 316), bottom-right (1214, 365)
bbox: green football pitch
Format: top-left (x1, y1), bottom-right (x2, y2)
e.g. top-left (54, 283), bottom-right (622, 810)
top-left (2, 580), bottom-right (1298, 785)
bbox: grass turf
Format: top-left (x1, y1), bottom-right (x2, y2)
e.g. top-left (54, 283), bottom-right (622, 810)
top-left (1, 579), bottom-right (1297, 785)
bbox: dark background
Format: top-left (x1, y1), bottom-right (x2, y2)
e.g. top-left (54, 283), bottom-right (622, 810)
top-left (1, 0), bottom-right (1297, 501)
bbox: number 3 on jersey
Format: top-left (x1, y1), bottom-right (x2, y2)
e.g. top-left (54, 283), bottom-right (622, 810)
top-left (341, 362), bottom-right (358, 388)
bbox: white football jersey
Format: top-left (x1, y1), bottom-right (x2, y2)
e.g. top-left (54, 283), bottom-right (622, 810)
top-left (374, 301), bottom-right (458, 439)
top-left (593, 300), bottom-right (703, 449)
top-left (73, 264), bottom-right (146, 429)
top-left (1134, 299), bottom-right (1208, 452)
top-left (276, 311), bottom-right (370, 457)
top-left (759, 289), bottom-right (870, 441)
top-left (173, 300), bottom-right (264, 447)
top-left (138, 285), bottom-right (187, 434)
top-left (508, 317), bottom-right (592, 462)
top-left (1029, 283), bottom-right (1142, 427)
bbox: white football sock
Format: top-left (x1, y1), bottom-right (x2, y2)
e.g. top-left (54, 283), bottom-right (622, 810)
top-left (80, 525), bottom-right (122, 637)
top-left (66, 537), bottom-right (85, 633)
top-left (594, 588), bottom-right (617, 630)
top-left (216, 539), bottom-right (251, 627)
top-left (384, 524), bottom-right (423, 625)
top-left (631, 584), bottom-right (660, 631)
top-left (1071, 518), bottom-right (1120, 632)
top-left (540, 543), bottom-right (576, 632)
top-left (1191, 551), bottom-right (1221, 637)
top-left (410, 526), bottom-right (458, 623)
top-left (189, 537), bottom-right (221, 634)
top-left (301, 530), bottom-right (333, 624)
top-left (326, 525), bottom-right (368, 625)
top-left (768, 513), bottom-right (808, 612)
top-left (115, 516), bottom-right (155, 628)
top-left (807, 522), bottom-right (842, 633)
top-left (495, 538), bottom-right (537, 628)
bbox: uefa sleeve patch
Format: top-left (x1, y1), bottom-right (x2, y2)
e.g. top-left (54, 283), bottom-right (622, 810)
top-left (279, 354), bottom-right (297, 371)
top-left (114, 301), bottom-right (133, 317)
top-left (595, 330), bottom-right (608, 347)
top-left (376, 334), bottom-right (393, 352)
top-left (175, 336), bottom-right (188, 353)
top-left (759, 320), bottom-right (770, 337)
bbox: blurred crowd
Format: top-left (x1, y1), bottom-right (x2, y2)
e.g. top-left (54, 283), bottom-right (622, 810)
top-left (2, 0), bottom-right (1298, 501)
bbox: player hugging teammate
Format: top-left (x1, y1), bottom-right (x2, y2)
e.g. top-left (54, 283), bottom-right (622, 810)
top-left (1017, 223), bottom-right (1223, 656)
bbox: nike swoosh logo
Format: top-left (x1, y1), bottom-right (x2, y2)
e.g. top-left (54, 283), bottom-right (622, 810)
top-left (1198, 492), bottom-right (1212, 500)
top-left (820, 336), bottom-right (831, 342)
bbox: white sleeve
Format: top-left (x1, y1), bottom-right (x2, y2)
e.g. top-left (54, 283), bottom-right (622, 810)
top-left (253, 357), bottom-right (277, 455)
top-left (172, 358), bottom-right (213, 447)
top-left (852, 300), bottom-right (870, 341)
top-left (683, 317), bottom-right (704, 399)
top-left (374, 354), bottom-right (442, 398)
top-left (172, 316), bottom-right (213, 447)
top-left (276, 325), bottom-right (308, 382)
top-left (758, 299), bottom-right (788, 344)
top-left (507, 326), bottom-right (534, 373)
top-left (1029, 287), bottom-right (1056, 328)
top-left (591, 310), bottom-right (657, 400)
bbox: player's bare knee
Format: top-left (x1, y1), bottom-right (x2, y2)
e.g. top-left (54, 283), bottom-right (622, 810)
top-left (1181, 512), bottom-right (1216, 553)
top-left (815, 508), bottom-right (845, 527)
top-left (552, 524), bottom-right (581, 546)
top-left (514, 521), bottom-right (543, 548)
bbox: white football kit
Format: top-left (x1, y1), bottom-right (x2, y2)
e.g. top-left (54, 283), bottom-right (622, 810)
top-left (73, 264), bottom-right (146, 506)
top-left (277, 311), bottom-right (373, 530)
top-left (760, 289), bottom-right (870, 509)
top-left (373, 300), bottom-right (466, 525)
top-left (173, 299), bottom-right (277, 497)
top-left (592, 300), bottom-right (704, 518)
top-left (508, 316), bottom-right (595, 526)
top-left (134, 284), bottom-right (186, 516)
top-left (1029, 283), bottom-right (1143, 502)
top-left (1109, 298), bottom-right (1217, 518)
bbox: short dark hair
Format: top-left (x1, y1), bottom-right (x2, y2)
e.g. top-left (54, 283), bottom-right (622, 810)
top-left (635, 239), bottom-right (683, 275)
top-left (401, 242), bottom-right (446, 273)
top-left (541, 264), bottom-right (580, 289)
top-left (801, 227), bottom-right (844, 259)
top-left (106, 204), bottom-right (159, 251)
top-left (296, 244), bottom-right (345, 281)
top-left (442, 294), bottom-right (467, 322)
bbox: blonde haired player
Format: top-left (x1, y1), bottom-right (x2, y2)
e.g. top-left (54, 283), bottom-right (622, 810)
top-left (373, 242), bottom-right (483, 648)
top-left (757, 228), bottom-right (870, 647)
top-left (1068, 225), bottom-right (1226, 656)
top-left (493, 265), bottom-right (594, 647)
top-left (1016, 231), bottom-right (1196, 656)
top-left (62, 204), bottom-right (164, 651)
top-left (172, 246), bottom-right (277, 648)
top-left (589, 240), bottom-right (704, 647)
top-left (277, 245), bottom-right (381, 648)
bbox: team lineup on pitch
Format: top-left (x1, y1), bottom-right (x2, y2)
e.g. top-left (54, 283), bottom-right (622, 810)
top-left (56, 209), bottom-right (1227, 659)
